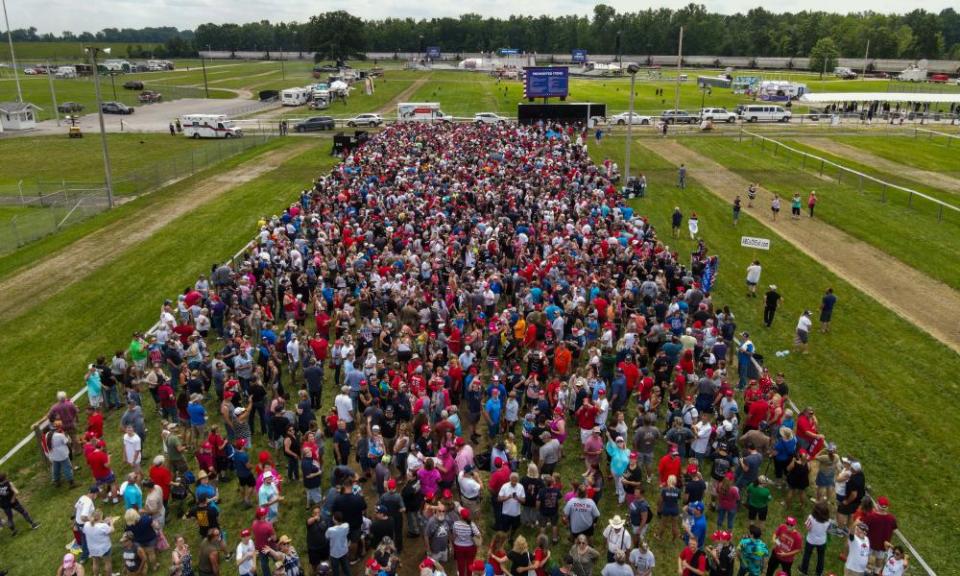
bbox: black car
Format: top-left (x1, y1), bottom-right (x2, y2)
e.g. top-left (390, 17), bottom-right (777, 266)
top-left (101, 101), bottom-right (134, 114)
top-left (660, 109), bottom-right (699, 124)
top-left (57, 101), bottom-right (84, 113)
top-left (294, 116), bottom-right (336, 132)
top-left (123, 80), bottom-right (144, 90)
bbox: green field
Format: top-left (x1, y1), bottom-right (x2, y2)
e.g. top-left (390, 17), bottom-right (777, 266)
top-left (8, 41), bottom-right (163, 61)
top-left (0, 133), bottom-right (209, 188)
top-left (680, 135), bottom-right (960, 290)
top-left (828, 134), bottom-right (960, 174)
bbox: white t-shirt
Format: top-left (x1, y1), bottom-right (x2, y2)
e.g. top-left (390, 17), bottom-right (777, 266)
top-left (498, 482), bottom-right (525, 517)
top-left (845, 534), bottom-right (871, 573)
top-left (123, 432), bottom-right (142, 465)
top-left (629, 549), bottom-right (656, 575)
top-left (458, 472), bottom-right (481, 499)
top-left (84, 521), bottom-right (114, 557)
top-left (236, 539), bottom-right (257, 574)
top-left (881, 553), bottom-right (906, 576)
top-left (804, 515), bottom-right (830, 546)
top-left (797, 315), bottom-right (812, 333)
top-left (602, 525), bottom-right (632, 553)
top-left (746, 265), bottom-right (762, 284)
top-left (692, 422), bottom-right (713, 454)
top-left (75, 495), bottom-right (96, 525)
top-left (334, 394), bottom-right (354, 422)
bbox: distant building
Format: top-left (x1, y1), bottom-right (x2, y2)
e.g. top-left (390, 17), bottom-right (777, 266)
top-left (0, 102), bottom-right (41, 131)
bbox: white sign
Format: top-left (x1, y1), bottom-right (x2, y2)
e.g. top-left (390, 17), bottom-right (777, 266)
top-left (740, 236), bottom-right (771, 250)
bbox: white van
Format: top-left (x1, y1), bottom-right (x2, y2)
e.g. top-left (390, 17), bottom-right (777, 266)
top-left (54, 66), bottom-right (77, 79)
top-left (280, 88), bottom-right (310, 106)
top-left (397, 102), bottom-right (453, 122)
top-left (181, 114), bottom-right (243, 139)
top-left (738, 105), bottom-right (791, 123)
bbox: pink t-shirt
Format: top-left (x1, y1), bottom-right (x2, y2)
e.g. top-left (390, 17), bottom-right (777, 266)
top-left (584, 435), bottom-right (604, 467)
top-left (418, 468), bottom-right (441, 497)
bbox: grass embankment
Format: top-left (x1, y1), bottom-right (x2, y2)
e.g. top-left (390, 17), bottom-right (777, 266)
top-left (679, 136), bottom-right (960, 290)
top-left (809, 134), bottom-right (960, 177)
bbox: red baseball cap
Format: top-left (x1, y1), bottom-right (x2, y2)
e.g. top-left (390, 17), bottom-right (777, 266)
top-left (460, 508), bottom-right (471, 520)
top-left (785, 516), bottom-right (797, 526)
top-left (455, 437), bottom-right (465, 446)
top-left (240, 529), bottom-right (251, 537)
top-left (421, 424), bottom-right (431, 433)
top-left (494, 457), bottom-right (504, 467)
top-left (255, 507), bottom-right (268, 518)
top-left (877, 496), bottom-right (890, 508)
top-left (366, 558), bottom-right (381, 569)
top-left (686, 464), bottom-right (698, 474)
top-left (470, 559), bottom-right (487, 571)
top-left (387, 478), bottom-right (397, 490)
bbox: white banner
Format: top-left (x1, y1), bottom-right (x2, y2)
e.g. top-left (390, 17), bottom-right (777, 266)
top-left (740, 236), bottom-right (771, 250)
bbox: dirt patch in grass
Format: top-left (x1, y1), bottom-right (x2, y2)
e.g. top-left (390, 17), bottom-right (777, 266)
top-left (639, 138), bottom-right (960, 353)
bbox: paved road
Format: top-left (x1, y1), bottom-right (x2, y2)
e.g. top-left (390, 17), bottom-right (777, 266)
top-left (2, 97), bottom-right (279, 138)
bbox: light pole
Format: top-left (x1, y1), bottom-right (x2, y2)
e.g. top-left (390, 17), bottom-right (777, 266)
top-left (1, 0), bottom-right (22, 102)
top-left (201, 44), bottom-right (210, 98)
top-left (279, 46), bottom-right (285, 80)
top-left (85, 46), bottom-right (115, 210)
top-left (624, 63), bottom-right (640, 184)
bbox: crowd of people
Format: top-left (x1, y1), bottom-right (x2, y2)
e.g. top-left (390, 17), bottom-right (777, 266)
top-left (14, 121), bottom-right (909, 576)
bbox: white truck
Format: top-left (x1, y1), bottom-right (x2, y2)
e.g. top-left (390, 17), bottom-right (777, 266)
top-left (180, 114), bottom-right (243, 139)
top-left (897, 65), bottom-right (927, 82)
top-left (280, 87), bottom-right (310, 106)
top-left (397, 102), bottom-right (453, 122)
top-left (54, 66), bottom-right (77, 79)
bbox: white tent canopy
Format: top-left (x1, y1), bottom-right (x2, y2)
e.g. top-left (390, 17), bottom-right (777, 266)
top-left (800, 92), bottom-right (960, 104)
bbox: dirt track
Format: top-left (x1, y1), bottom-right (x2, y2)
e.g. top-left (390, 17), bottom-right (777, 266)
top-left (376, 75), bottom-right (432, 115)
top-left (799, 137), bottom-right (960, 195)
top-left (639, 139), bottom-right (960, 353)
top-left (0, 142), bottom-right (313, 324)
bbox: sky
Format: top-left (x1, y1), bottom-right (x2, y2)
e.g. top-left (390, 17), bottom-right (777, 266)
top-left (7, 0), bottom-right (957, 36)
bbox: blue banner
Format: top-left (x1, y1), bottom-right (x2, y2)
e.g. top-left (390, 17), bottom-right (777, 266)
top-left (571, 49), bottom-right (588, 63)
top-left (701, 255), bottom-right (719, 293)
top-left (426, 47), bottom-right (441, 59)
top-left (499, 48), bottom-right (520, 55)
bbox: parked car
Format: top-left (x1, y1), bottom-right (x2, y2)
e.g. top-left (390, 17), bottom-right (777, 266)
top-left (345, 113), bottom-right (383, 127)
top-left (123, 80), bottom-right (144, 90)
top-left (699, 107), bottom-right (737, 123)
top-left (660, 109), bottom-right (698, 124)
top-left (138, 90), bottom-right (163, 103)
top-left (738, 104), bottom-right (791, 123)
top-left (294, 116), bottom-right (336, 132)
top-left (23, 67), bottom-right (36, 75)
top-left (474, 112), bottom-right (507, 124)
top-left (608, 112), bottom-right (652, 125)
top-left (57, 102), bottom-right (84, 113)
top-left (101, 101), bottom-right (134, 114)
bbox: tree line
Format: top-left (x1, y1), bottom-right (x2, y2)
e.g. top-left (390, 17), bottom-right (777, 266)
top-left (10, 5), bottom-right (960, 62)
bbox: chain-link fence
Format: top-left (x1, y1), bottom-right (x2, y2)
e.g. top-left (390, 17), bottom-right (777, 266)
top-left (0, 133), bottom-right (274, 254)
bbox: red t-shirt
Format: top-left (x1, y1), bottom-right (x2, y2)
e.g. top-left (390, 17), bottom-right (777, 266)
top-left (680, 547), bottom-right (707, 576)
top-left (308, 338), bottom-right (329, 361)
top-left (88, 449), bottom-right (111, 479)
top-left (86, 413), bottom-right (104, 439)
top-left (150, 464), bottom-right (172, 500)
top-left (863, 512), bottom-right (898, 551)
top-left (747, 399), bottom-right (770, 428)
top-left (658, 454), bottom-right (681, 485)
top-left (252, 518), bottom-right (276, 551)
top-left (773, 525), bottom-right (803, 561)
top-left (575, 404), bottom-right (598, 430)
top-left (488, 465), bottom-right (512, 494)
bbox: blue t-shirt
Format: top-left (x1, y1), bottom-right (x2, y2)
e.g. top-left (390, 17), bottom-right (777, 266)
top-left (234, 451), bottom-right (252, 477)
top-left (187, 402), bottom-right (206, 426)
top-left (689, 515), bottom-right (708, 548)
top-left (485, 398), bottom-right (501, 424)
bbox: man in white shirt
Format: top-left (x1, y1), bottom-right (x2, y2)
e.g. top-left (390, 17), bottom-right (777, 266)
top-left (691, 413), bottom-right (713, 466)
top-left (629, 540), bottom-right (656, 576)
top-left (497, 473), bottom-right (525, 536)
top-left (745, 260), bottom-right (762, 297)
top-left (602, 516), bottom-right (633, 562)
top-left (74, 486), bottom-right (98, 560)
top-left (334, 386), bottom-right (355, 431)
top-left (795, 310), bottom-right (813, 354)
top-left (457, 465), bottom-right (483, 518)
top-left (236, 528), bottom-right (257, 576)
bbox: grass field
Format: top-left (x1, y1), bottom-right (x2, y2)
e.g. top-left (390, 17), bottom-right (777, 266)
top-left (0, 132), bottom-right (952, 575)
top-left (0, 136), bottom-right (292, 281)
top-left (8, 41), bottom-right (163, 61)
top-left (679, 135), bottom-right (960, 290)
top-left (827, 134), bottom-right (960, 174)
top-left (0, 133), bottom-right (210, 188)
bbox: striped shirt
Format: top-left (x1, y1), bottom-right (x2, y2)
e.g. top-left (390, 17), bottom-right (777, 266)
top-left (452, 520), bottom-right (480, 547)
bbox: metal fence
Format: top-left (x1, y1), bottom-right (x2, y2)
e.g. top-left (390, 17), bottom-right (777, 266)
top-left (739, 130), bottom-right (960, 223)
top-left (0, 133), bottom-right (275, 253)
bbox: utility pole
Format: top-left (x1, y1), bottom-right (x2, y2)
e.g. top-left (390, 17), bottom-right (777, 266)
top-left (862, 39), bottom-right (870, 80)
top-left (86, 46), bottom-right (115, 209)
top-left (46, 59), bottom-right (60, 126)
top-left (280, 46), bottom-right (285, 80)
top-left (1, 0), bottom-right (22, 102)
top-left (674, 26), bottom-right (684, 112)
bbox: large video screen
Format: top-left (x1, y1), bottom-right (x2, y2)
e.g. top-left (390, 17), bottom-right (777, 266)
top-left (524, 67), bottom-right (570, 99)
